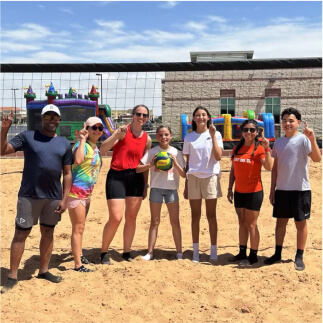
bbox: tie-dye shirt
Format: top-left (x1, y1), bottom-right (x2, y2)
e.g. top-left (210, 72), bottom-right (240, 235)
top-left (69, 141), bottom-right (101, 199)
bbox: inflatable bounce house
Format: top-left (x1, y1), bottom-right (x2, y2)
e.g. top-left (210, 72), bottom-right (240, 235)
top-left (24, 83), bottom-right (115, 141)
top-left (180, 110), bottom-right (275, 148)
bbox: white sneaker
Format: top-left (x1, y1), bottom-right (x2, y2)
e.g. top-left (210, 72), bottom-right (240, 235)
top-left (142, 253), bottom-right (153, 261)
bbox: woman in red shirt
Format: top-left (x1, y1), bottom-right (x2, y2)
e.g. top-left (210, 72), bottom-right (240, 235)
top-left (100, 105), bottom-right (151, 264)
top-left (227, 119), bottom-right (273, 266)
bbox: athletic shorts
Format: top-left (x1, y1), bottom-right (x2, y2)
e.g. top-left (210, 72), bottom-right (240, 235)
top-left (67, 196), bottom-right (91, 209)
top-left (16, 196), bottom-right (61, 230)
top-left (149, 188), bottom-right (179, 204)
top-left (234, 190), bottom-right (264, 211)
top-left (106, 168), bottom-right (144, 200)
top-left (187, 174), bottom-right (222, 200)
top-left (273, 190), bottom-right (311, 221)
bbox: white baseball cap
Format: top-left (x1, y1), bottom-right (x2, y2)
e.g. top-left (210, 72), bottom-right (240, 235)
top-left (85, 116), bottom-right (103, 127)
top-left (41, 104), bottom-right (61, 116)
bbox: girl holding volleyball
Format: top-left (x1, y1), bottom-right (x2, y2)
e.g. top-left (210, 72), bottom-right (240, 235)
top-left (137, 125), bottom-right (186, 260)
top-left (183, 106), bottom-right (223, 263)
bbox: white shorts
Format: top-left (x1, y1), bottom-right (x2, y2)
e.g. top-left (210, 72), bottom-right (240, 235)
top-left (67, 196), bottom-right (91, 209)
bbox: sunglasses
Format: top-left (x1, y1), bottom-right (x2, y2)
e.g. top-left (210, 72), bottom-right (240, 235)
top-left (91, 125), bottom-right (103, 131)
top-left (242, 128), bottom-right (257, 133)
top-left (135, 112), bottom-right (149, 118)
top-left (43, 115), bottom-right (60, 121)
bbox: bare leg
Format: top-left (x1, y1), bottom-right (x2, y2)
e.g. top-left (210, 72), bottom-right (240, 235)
top-left (189, 199), bottom-right (202, 243)
top-left (39, 225), bottom-right (55, 274)
top-left (166, 201), bottom-right (182, 254)
top-left (123, 197), bottom-right (143, 252)
top-left (69, 203), bottom-right (87, 269)
top-left (295, 220), bottom-right (307, 250)
top-left (9, 228), bottom-right (31, 279)
top-left (101, 199), bottom-right (125, 252)
top-left (275, 218), bottom-right (289, 246)
top-left (147, 202), bottom-right (162, 254)
top-left (244, 209), bottom-right (260, 250)
top-left (205, 199), bottom-right (218, 245)
top-left (235, 208), bottom-right (249, 246)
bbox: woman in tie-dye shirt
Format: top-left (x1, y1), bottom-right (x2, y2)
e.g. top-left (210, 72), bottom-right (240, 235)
top-left (67, 117), bottom-right (103, 272)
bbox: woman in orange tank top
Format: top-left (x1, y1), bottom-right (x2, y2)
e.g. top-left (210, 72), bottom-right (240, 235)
top-left (99, 105), bottom-right (152, 264)
top-left (227, 119), bottom-right (273, 266)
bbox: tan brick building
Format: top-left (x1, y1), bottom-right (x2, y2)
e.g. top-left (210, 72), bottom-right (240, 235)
top-left (162, 51), bottom-right (322, 140)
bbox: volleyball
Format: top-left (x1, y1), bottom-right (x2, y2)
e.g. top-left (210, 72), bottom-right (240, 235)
top-left (154, 152), bottom-right (173, 171)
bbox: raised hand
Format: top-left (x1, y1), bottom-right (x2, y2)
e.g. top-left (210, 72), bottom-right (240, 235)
top-left (1, 112), bottom-right (13, 129)
top-left (115, 125), bottom-right (127, 140)
top-left (303, 121), bottom-right (315, 140)
top-left (209, 123), bottom-right (216, 137)
top-left (260, 132), bottom-right (270, 149)
top-left (79, 123), bottom-right (89, 141)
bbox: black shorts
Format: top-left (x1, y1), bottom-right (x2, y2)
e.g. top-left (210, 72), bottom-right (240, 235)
top-left (106, 168), bottom-right (144, 200)
top-left (273, 190), bottom-right (311, 222)
top-left (234, 190), bottom-right (264, 211)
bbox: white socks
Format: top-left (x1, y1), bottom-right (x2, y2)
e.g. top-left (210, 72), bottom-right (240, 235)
top-left (142, 253), bottom-right (153, 261)
top-left (210, 245), bottom-right (218, 261)
top-left (193, 243), bottom-right (199, 262)
top-left (176, 252), bottom-right (183, 260)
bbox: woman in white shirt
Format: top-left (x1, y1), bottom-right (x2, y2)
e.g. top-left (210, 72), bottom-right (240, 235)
top-left (183, 106), bottom-right (223, 263)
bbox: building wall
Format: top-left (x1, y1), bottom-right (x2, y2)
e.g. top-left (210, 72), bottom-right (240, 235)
top-left (162, 68), bottom-right (322, 139)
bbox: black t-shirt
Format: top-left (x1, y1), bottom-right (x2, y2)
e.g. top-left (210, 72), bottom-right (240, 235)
top-left (9, 130), bottom-right (73, 199)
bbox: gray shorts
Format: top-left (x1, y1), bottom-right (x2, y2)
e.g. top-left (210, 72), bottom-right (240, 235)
top-left (16, 196), bottom-right (61, 229)
top-left (149, 188), bottom-right (179, 204)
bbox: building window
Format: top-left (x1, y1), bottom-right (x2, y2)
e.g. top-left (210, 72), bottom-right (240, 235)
top-left (220, 98), bottom-right (235, 115)
top-left (220, 89), bottom-right (235, 116)
top-left (265, 97), bottom-right (281, 124)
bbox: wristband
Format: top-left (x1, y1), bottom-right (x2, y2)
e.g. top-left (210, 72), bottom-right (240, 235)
top-left (265, 148), bottom-right (271, 152)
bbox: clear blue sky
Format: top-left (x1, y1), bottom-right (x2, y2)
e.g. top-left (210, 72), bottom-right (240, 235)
top-left (1, 1), bottom-right (322, 63)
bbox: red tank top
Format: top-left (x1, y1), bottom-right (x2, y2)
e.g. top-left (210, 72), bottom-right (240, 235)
top-left (111, 125), bottom-right (148, 170)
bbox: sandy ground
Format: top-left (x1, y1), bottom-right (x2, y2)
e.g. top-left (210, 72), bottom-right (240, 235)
top-left (0, 157), bottom-right (322, 323)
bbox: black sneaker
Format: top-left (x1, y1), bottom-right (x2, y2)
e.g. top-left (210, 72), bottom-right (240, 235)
top-left (1, 278), bottom-right (18, 294)
top-left (101, 252), bottom-right (111, 265)
top-left (122, 252), bottom-right (133, 262)
top-left (228, 253), bottom-right (247, 262)
top-left (264, 254), bottom-right (281, 265)
top-left (74, 265), bottom-right (93, 273)
top-left (295, 257), bottom-right (305, 271)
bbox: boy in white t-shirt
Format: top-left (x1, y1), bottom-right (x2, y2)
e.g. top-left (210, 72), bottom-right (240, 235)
top-left (265, 108), bottom-right (321, 271)
top-left (137, 126), bottom-right (186, 260)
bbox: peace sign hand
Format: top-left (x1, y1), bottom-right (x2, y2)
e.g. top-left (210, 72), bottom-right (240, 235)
top-left (79, 123), bottom-right (89, 141)
top-left (1, 112), bottom-right (13, 129)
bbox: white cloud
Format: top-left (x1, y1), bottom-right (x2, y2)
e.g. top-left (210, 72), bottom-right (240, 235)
top-left (59, 7), bottom-right (74, 15)
top-left (159, 1), bottom-right (179, 9)
top-left (95, 20), bottom-right (125, 33)
top-left (207, 15), bottom-right (227, 23)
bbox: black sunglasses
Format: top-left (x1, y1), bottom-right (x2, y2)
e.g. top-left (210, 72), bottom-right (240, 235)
top-left (91, 125), bottom-right (103, 131)
top-left (135, 112), bottom-right (149, 118)
top-left (242, 128), bottom-right (257, 133)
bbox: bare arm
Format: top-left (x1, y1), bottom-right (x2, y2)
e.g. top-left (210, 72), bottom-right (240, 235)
top-left (209, 124), bottom-right (222, 161)
top-left (269, 158), bottom-right (278, 205)
top-left (1, 114), bottom-right (16, 156)
top-left (260, 136), bottom-right (273, 171)
top-left (73, 123), bottom-right (88, 165)
top-left (55, 164), bottom-right (72, 214)
top-left (100, 126), bottom-right (127, 153)
top-left (227, 164), bottom-right (235, 204)
top-left (141, 135), bottom-right (152, 199)
top-left (170, 154), bottom-right (186, 178)
top-left (183, 154), bottom-right (189, 199)
top-left (304, 126), bottom-right (322, 162)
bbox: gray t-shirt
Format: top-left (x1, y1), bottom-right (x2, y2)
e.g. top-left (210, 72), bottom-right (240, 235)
top-left (272, 133), bottom-right (311, 191)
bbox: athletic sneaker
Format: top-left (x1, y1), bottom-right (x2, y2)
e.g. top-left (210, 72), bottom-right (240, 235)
top-left (122, 252), bottom-right (133, 262)
top-left (1, 278), bottom-right (18, 294)
top-left (74, 265), bottom-right (93, 273)
top-left (294, 257), bottom-right (305, 271)
top-left (228, 253), bottom-right (247, 262)
top-left (101, 252), bottom-right (111, 265)
top-left (264, 254), bottom-right (281, 265)
top-left (142, 253), bottom-right (153, 261)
